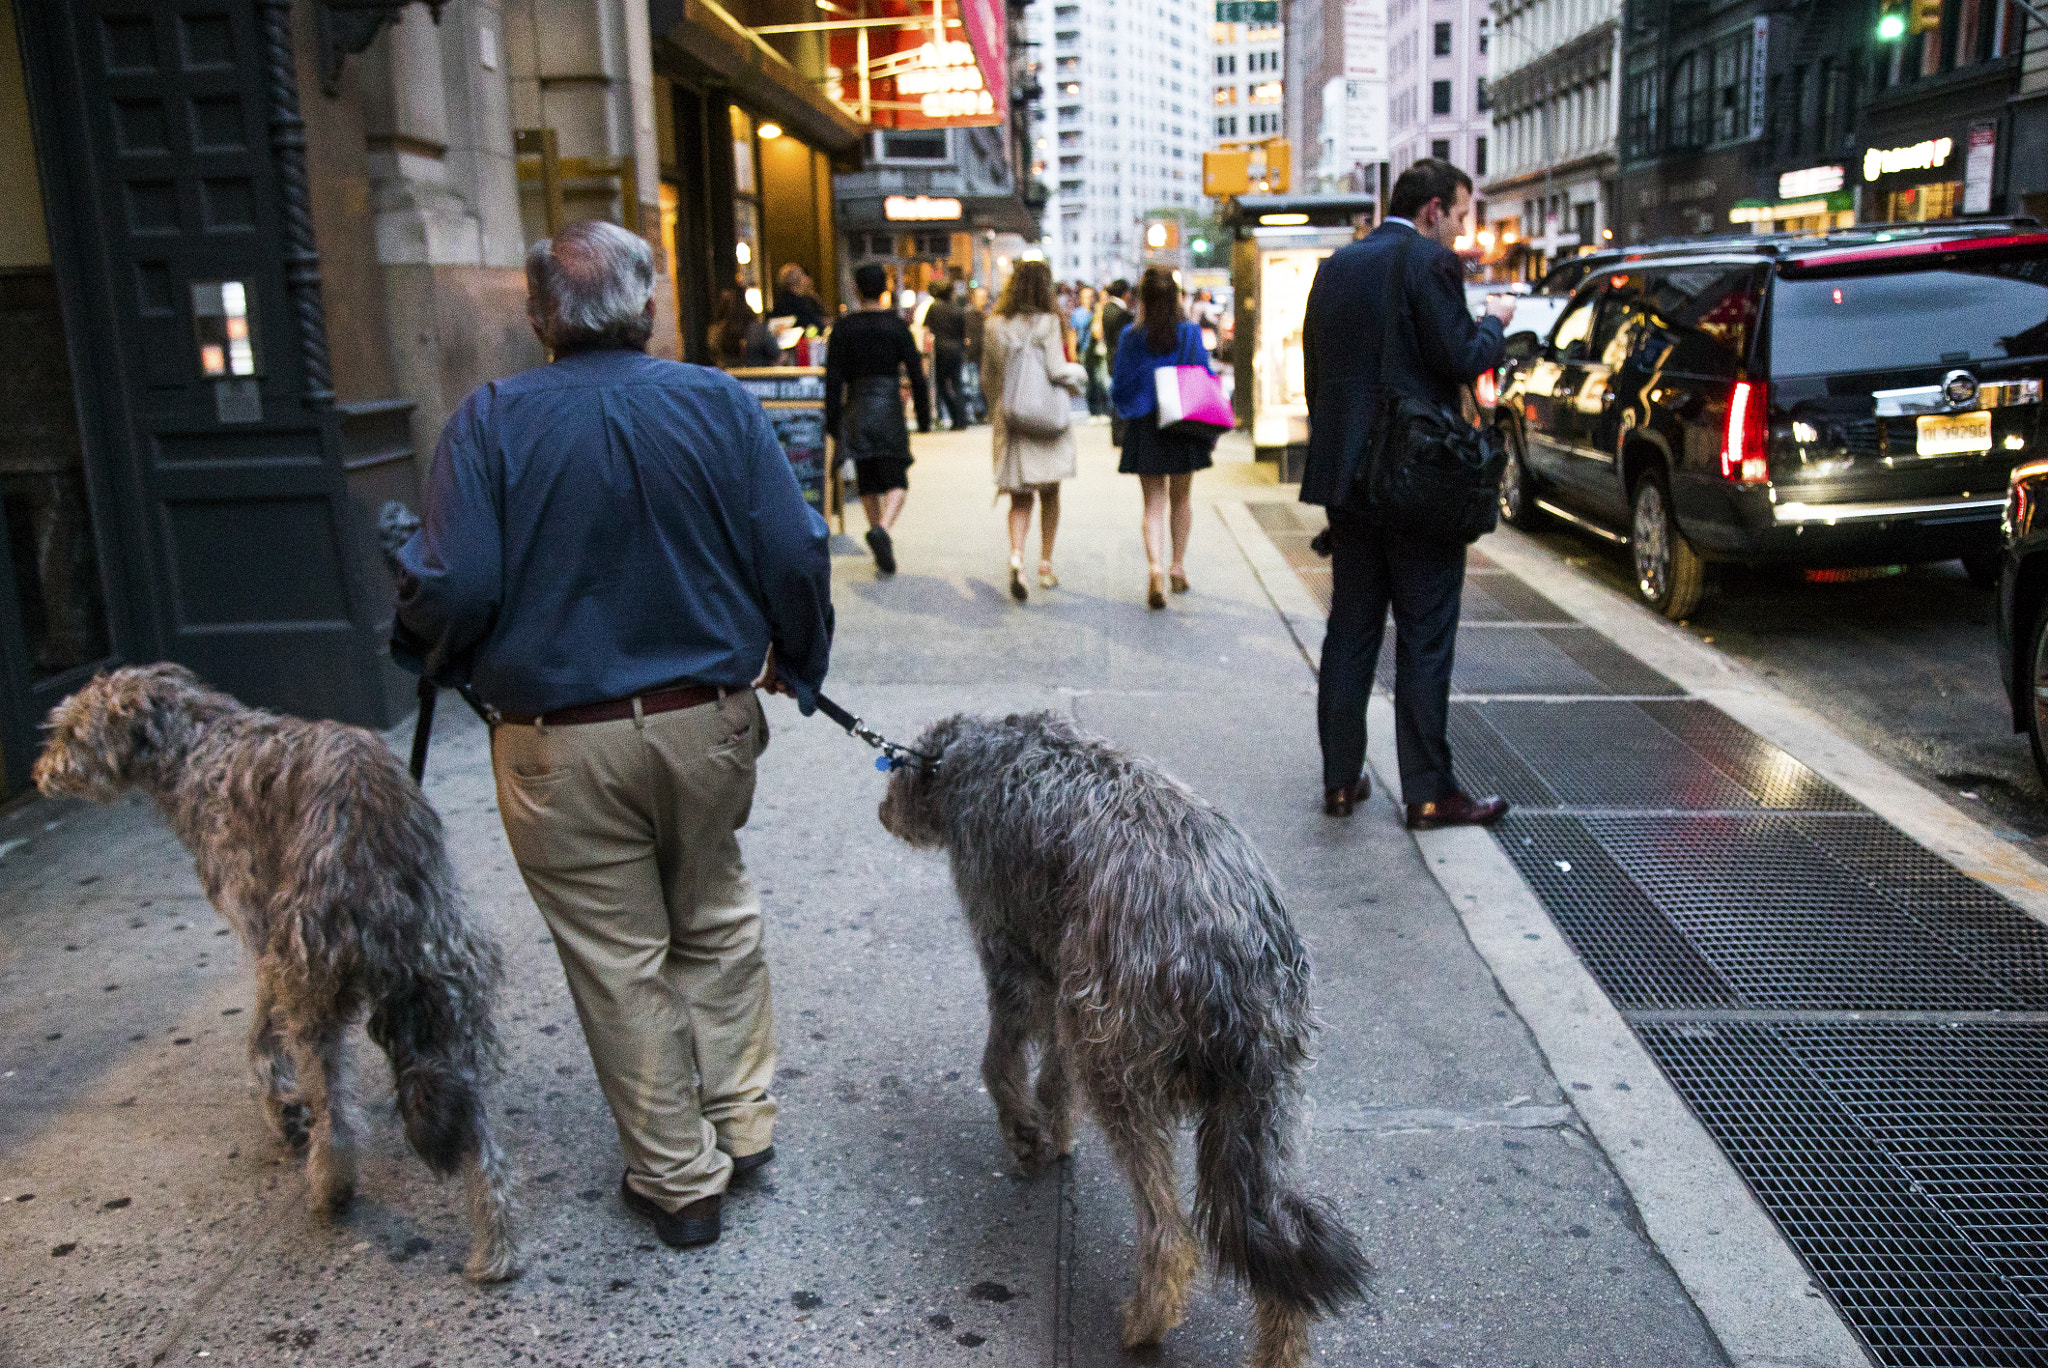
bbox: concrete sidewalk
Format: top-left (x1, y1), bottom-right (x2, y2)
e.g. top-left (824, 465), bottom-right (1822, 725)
top-left (0, 423), bottom-right (1723, 1367)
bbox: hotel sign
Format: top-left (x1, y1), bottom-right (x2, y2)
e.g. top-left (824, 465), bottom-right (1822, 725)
top-left (1864, 137), bottom-right (1954, 181)
top-left (1778, 165), bottom-right (1844, 199)
top-left (884, 195), bottom-right (964, 221)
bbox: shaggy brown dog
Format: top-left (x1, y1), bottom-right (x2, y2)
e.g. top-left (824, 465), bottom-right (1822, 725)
top-left (34, 664), bottom-right (518, 1282)
top-left (879, 711), bottom-right (1366, 1368)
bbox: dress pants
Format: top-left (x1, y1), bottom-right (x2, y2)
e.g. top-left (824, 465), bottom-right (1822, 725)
top-left (1316, 504), bottom-right (1467, 803)
top-left (933, 349), bottom-right (969, 429)
top-left (493, 690), bottom-right (776, 1211)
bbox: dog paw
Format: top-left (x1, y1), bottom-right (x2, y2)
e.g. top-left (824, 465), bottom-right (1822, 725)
top-left (277, 1103), bottom-right (312, 1151)
top-left (312, 1179), bottom-right (356, 1217)
top-left (1003, 1124), bottom-right (1056, 1175)
top-left (1118, 1298), bottom-right (1170, 1350)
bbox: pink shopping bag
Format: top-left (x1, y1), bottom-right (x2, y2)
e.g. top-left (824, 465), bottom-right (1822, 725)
top-left (1153, 363), bottom-right (1233, 438)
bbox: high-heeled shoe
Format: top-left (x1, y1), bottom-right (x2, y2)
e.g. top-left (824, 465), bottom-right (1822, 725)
top-left (1169, 570), bottom-right (1189, 594)
top-left (1009, 557), bottom-right (1028, 603)
top-left (1038, 561), bottom-right (1058, 589)
top-left (1146, 571), bottom-right (1167, 610)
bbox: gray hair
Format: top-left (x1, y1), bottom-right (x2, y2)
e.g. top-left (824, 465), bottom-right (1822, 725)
top-left (526, 219), bottom-right (656, 352)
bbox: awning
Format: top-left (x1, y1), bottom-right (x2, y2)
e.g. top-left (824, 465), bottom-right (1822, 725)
top-left (824, 2), bottom-right (1006, 129)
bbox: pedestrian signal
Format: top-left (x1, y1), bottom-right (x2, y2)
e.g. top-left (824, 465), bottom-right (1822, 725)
top-left (1144, 219), bottom-right (1181, 250)
top-left (1203, 149), bottom-right (1251, 197)
top-left (1261, 140), bottom-right (1291, 194)
top-left (1876, 0), bottom-right (1906, 39)
top-left (1909, 0), bottom-right (1941, 33)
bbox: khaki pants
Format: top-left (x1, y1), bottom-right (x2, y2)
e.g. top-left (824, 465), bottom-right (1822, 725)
top-left (493, 690), bottom-right (776, 1211)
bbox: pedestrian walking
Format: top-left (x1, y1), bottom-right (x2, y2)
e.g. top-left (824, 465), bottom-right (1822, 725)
top-left (1095, 279), bottom-right (1132, 442)
top-left (964, 284), bottom-right (990, 423)
top-left (1111, 265), bottom-right (1216, 610)
top-left (1299, 156), bottom-right (1516, 827)
top-left (393, 220), bottom-right (834, 1251)
top-left (925, 281), bottom-right (972, 431)
top-left (983, 259), bottom-right (1088, 603)
top-left (824, 261), bottom-right (931, 575)
top-left (711, 287), bottom-right (781, 368)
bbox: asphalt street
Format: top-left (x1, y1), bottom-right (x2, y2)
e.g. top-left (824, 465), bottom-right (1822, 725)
top-left (0, 425), bottom-right (1729, 1367)
top-left (1514, 517), bottom-right (2048, 841)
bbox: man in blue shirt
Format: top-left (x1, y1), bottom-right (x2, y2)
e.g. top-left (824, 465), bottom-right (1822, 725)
top-left (395, 220), bottom-right (832, 1252)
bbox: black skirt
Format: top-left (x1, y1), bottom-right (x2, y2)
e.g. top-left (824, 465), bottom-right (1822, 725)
top-left (1117, 409), bottom-right (1214, 476)
top-left (853, 456), bottom-right (911, 495)
top-left (841, 374), bottom-right (913, 464)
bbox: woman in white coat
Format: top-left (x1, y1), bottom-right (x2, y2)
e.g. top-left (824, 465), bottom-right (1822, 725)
top-left (983, 259), bottom-right (1088, 602)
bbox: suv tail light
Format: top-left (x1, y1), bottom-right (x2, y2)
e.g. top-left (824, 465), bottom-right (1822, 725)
top-left (1720, 380), bottom-right (1769, 484)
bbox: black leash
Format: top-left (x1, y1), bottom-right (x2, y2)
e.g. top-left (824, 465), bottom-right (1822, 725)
top-left (407, 678), bottom-right (503, 784)
top-left (813, 692), bottom-right (939, 772)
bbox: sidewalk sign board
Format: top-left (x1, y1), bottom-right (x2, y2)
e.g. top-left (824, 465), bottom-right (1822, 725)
top-left (728, 366), bottom-right (839, 527)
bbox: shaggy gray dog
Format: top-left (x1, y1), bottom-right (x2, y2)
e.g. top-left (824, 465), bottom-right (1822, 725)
top-left (879, 711), bottom-right (1366, 1368)
top-left (33, 664), bottom-right (518, 1283)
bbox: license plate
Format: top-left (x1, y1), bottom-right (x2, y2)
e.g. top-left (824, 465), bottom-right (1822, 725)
top-left (1917, 410), bottom-right (1992, 456)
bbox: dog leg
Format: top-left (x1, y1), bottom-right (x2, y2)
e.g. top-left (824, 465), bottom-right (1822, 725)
top-left (460, 1120), bottom-right (522, 1283)
top-left (1032, 1006), bottom-right (1075, 1162)
top-left (1249, 1293), bottom-right (1313, 1368)
top-left (1100, 1107), bottom-right (1198, 1349)
top-left (980, 959), bottom-right (1053, 1173)
top-left (247, 969), bottom-right (308, 1150)
top-left (290, 1017), bottom-right (361, 1216)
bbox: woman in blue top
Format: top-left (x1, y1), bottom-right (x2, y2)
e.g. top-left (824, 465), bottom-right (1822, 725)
top-left (1112, 266), bottom-right (1216, 609)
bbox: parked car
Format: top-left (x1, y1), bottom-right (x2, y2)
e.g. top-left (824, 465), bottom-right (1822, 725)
top-left (1500, 251), bottom-right (1622, 351)
top-left (1494, 221), bottom-right (2048, 619)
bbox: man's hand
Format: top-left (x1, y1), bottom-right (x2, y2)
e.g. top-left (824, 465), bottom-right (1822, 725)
top-left (753, 647), bottom-right (796, 698)
top-left (1485, 295), bottom-right (1517, 326)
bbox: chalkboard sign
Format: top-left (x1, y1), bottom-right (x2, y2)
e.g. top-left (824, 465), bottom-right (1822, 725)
top-left (729, 367), bottom-right (830, 514)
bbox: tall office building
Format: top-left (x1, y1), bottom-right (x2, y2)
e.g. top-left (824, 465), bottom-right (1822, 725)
top-left (1033, 0), bottom-right (1212, 285)
top-left (1386, 0), bottom-right (1492, 231)
top-left (1212, 3), bottom-right (1287, 148)
top-left (1286, 0), bottom-right (1388, 196)
top-left (1483, 0), bottom-right (1620, 279)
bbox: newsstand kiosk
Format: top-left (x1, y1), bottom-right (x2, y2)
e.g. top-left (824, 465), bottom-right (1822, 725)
top-left (1221, 194), bottom-right (1376, 481)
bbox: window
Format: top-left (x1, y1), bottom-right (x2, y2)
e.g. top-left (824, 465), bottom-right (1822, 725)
top-left (1549, 292), bottom-right (1598, 359)
top-left (1475, 135), bottom-right (1487, 177)
top-left (1574, 202), bottom-right (1595, 245)
top-left (1432, 138), bottom-right (1450, 160)
top-left (1772, 260), bottom-right (2048, 375)
top-left (1477, 77), bottom-right (1490, 111)
top-left (1432, 80), bottom-right (1451, 115)
top-left (879, 129), bottom-right (948, 160)
top-left (1479, 16), bottom-right (1490, 55)
top-left (1668, 53), bottom-right (1707, 150)
top-left (1216, 115), bottom-right (1238, 136)
top-left (1642, 266), bottom-right (1762, 378)
top-left (1434, 21), bottom-right (1451, 56)
top-left (1216, 54), bottom-right (1236, 74)
top-left (1627, 69), bottom-right (1659, 158)
top-left (1711, 33), bottom-right (1752, 143)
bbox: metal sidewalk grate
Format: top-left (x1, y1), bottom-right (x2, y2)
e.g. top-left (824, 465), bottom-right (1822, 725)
top-left (1378, 625), bottom-right (1685, 697)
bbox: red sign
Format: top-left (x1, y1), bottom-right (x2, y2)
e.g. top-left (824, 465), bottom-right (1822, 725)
top-left (829, 1), bottom-right (1006, 129)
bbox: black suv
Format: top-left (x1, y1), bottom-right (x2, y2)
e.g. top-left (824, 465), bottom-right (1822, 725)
top-left (1494, 223), bottom-right (2048, 619)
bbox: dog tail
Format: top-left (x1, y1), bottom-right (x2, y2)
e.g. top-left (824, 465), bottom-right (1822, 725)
top-left (1192, 1068), bottom-right (1369, 1319)
top-left (366, 968), bottom-right (492, 1177)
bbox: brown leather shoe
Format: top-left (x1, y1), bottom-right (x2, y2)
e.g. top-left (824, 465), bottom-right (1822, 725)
top-left (620, 1176), bottom-right (721, 1248)
top-left (728, 1145), bottom-right (775, 1185)
top-left (1324, 779), bottom-right (1368, 817)
top-left (1406, 791), bottom-right (1509, 830)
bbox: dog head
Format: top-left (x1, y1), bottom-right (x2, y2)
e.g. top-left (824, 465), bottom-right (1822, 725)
top-left (876, 714), bottom-right (965, 849)
top-left (33, 663), bottom-right (216, 801)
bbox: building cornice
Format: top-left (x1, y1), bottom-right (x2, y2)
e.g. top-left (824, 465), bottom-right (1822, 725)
top-left (1483, 148), bottom-right (1618, 200)
top-left (1490, 18), bottom-right (1618, 119)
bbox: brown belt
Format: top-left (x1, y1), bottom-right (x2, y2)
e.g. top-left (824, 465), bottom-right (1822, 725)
top-left (498, 682), bottom-right (725, 728)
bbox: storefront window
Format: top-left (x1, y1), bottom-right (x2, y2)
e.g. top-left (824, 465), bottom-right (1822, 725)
top-left (729, 106), bottom-right (764, 313)
top-left (1884, 182), bottom-right (1962, 222)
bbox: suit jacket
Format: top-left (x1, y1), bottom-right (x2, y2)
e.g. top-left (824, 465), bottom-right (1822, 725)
top-left (1299, 221), bottom-right (1505, 509)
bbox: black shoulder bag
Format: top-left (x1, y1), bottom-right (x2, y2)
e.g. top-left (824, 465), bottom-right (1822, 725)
top-left (1363, 235), bottom-right (1506, 547)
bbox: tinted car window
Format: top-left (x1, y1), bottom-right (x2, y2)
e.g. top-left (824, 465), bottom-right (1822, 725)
top-left (1537, 259), bottom-right (1594, 297)
top-left (1591, 277), bottom-right (1642, 363)
top-left (1550, 292), bottom-right (1597, 357)
top-left (1772, 256), bottom-right (2048, 374)
top-left (1636, 265), bottom-right (1760, 378)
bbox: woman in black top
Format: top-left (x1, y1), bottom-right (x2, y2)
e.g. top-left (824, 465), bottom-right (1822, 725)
top-left (711, 288), bottom-right (782, 368)
top-left (824, 262), bottom-right (931, 575)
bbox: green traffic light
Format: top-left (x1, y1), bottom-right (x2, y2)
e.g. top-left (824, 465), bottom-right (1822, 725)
top-left (1192, 238), bottom-right (1209, 253)
top-left (1877, 12), bottom-right (1905, 38)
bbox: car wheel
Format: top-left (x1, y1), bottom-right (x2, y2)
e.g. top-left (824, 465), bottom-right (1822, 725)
top-left (1497, 426), bottom-right (1545, 530)
top-left (1961, 550), bottom-right (2000, 589)
top-left (2028, 603), bottom-right (2048, 792)
top-left (1631, 472), bottom-right (1706, 620)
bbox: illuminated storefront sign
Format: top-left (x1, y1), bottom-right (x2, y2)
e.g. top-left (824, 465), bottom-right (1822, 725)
top-left (1778, 165), bottom-right (1844, 199)
top-left (1863, 137), bottom-right (1954, 181)
top-left (892, 40), bottom-right (995, 121)
top-left (884, 195), bottom-right (964, 221)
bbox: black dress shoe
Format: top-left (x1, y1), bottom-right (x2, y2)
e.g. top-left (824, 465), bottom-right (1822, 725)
top-left (728, 1145), bottom-right (775, 1185)
top-left (1324, 778), bottom-right (1368, 817)
top-left (620, 1176), bottom-right (721, 1248)
top-left (866, 526), bottom-right (897, 575)
top-left (1405, 791), bottom-right (1510, 830)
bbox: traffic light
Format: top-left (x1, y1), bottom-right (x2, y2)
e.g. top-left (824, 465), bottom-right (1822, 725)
top-left (1909, 0), bottom-right (1942, 34)
top-left (1144, 219), bottom-right (1181, 251)
top-left (1876, 0), bottom-right (1906, 39)
top-left (1257, 140), bottom-right (1291, 193)
top-left (1203, 149), bottom-right (1251, 197)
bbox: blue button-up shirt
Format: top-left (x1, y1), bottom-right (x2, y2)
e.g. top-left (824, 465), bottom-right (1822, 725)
top-left (394, 348), bottom-right (833, 717)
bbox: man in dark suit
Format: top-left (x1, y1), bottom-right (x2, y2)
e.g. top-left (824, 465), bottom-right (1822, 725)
top-left (1300, 157), bottom-right (1516, 828)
